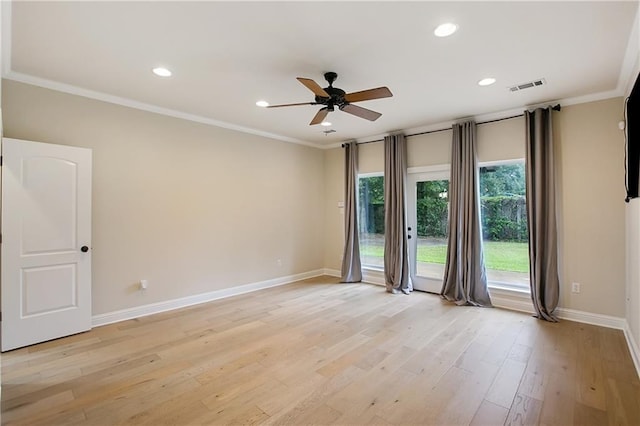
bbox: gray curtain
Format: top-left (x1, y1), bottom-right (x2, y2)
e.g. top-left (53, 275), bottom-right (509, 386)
top-left (441, 121), bottom-right (492, 307)
top-left (525, 108), bottom-right (559, 321)
top-left (341, 142), bottom-right (362, 283)
top-left (383, 134), bottom-right (412, 294)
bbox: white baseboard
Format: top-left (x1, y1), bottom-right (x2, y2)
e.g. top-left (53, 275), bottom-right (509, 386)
top-left (623, 322), bottom-right (640, 379)
top-left (323, 268), bottom-right (341, 278)
top-left (323, 268), bottom-right (386, 286)
top-left (555, 307), bottom-right (627, 329)
top-left (92, 269), bottom-right (325, 327)
top-left (362, 268), bottom-right (386, 286)
top-left (486, 285), bottom-right (534, 314)
top-left (491, 292), bottom-right (533, 314)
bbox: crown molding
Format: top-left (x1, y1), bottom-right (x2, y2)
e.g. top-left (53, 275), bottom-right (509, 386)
top-left (5, 71), bottom-right (321, 148)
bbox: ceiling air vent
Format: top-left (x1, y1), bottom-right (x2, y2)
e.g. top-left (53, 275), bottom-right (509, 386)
top-left (509, 78), bottom-right (546, 92)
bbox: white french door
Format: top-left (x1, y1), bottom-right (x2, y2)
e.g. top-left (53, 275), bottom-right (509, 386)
top-left (1, 138), bottom-right (93, 351)
top-left (407, 169), bottom-right (450, 293)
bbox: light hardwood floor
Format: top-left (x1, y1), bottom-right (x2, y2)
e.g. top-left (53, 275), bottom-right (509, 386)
top-left (2, 276), bottom-right (639, 425)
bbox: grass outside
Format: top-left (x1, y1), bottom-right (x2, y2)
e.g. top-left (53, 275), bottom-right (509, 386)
top-left (360, 240), bottom-right (529, 273)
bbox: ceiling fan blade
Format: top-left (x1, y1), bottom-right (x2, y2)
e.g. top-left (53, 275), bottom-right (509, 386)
top-left (341, 104), bottom-right (382, 121)
top-left (344, 87), bottom-right (393, 103)
top-left (266, 102), bottom-right (316, 108)
top-left (297, 77), bottom-right (330, 98)
top-left (309, 108), bottom-right (329, 125)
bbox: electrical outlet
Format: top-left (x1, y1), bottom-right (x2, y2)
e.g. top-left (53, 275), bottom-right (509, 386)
top-left (571, 282), bottom-right (580, 293)
top-left (277, 259), bottom-right (282, 267)
top-left (140, 279), bottom-right (148, 290)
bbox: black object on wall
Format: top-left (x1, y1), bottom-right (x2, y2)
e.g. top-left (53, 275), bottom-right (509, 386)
top-left (626, 72), bottom-right (640, 202)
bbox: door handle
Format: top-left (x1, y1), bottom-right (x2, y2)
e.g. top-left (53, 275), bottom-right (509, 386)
top-left (81, 246), bottom-right (89, 253)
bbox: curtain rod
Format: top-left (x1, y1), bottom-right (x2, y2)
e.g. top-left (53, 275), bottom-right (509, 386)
top-left (342, 104), bottom-right (561, 147)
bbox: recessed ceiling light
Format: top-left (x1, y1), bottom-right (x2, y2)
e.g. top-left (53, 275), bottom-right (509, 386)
top-left (152, 67), bottom-right (172, 77)
top-left (434, 23), bottom-right (458, 37)
top-left (478, 77), bottom-right (496, 86)
top-left (321, 121), bottom-right (332, 127)
top-left (256, 100), bottom-right (269, 107)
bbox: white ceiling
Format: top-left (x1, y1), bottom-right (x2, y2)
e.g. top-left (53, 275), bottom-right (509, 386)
top-left (3, 1), bottom-right (639, 147)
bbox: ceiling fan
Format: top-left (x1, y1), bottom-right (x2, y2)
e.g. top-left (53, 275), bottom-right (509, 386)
top-left (267, 72), bottom-right (393, 125)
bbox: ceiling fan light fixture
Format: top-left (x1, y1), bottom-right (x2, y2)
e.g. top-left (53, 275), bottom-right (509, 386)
top-left (320, 121), bottom-right (332, 127)
top-left (256, 100), bottom-right (269, 107)
top-left (434, 23), bottom-right (458, 37)
top-left (152, 67), bottom-right (172, 77)
top-left (478, 77), bottom-right (497, 86)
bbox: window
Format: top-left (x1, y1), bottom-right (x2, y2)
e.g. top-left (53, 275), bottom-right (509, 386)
top-left (358, 175), bottom-right (384, 268)
top-left (479, 162), bottom-right (530, 291)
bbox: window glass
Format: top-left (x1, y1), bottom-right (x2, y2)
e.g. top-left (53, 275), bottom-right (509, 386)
top-left (479, 163), bottom-right (530, 290)
top-left (358, 176), bottom-right (384, 268)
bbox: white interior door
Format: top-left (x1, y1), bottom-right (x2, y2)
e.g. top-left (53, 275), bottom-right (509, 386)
top-left (407, 170), bottom-right (450, 293)
top-left (1, 138), bottom-right (92, 351)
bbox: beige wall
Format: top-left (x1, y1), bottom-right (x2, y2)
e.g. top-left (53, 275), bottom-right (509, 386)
top-left (555, 98), bottom-right (626, 316)
top-left (477, 116), bottom-right (526, 162)
top-left (358, 141), bottom-right (384, 174)
top-left (325, 99), bottom-right (627, 318)
top-left (358, 116), bottom-right (526, 174)
top-left (2, 80), bottom-right (325, 315)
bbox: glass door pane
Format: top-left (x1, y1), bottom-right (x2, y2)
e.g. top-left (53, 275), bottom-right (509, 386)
top-left (415, 180), bottom-right (449, 282)
top-left (407, 171), bottom-right (449, 293)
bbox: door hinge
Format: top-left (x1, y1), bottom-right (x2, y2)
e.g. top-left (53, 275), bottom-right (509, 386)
top-left (0, 155), bottom-right (3, 166)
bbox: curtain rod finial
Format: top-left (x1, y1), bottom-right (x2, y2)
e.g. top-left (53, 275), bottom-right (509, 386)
top-left (552, 104), bottom-right (561, 112)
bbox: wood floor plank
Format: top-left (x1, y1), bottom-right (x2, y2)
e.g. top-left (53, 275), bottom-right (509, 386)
top-left (434, 361), bottom-right (500, 425)
top-left (470, 400), bottom-right (509, 426)
top-left (505, 393), bottom-right (542, 426)
top-left (604, 377), bottom-right (640, 425)
top-left (575, 351), bottom-right (607, 411)
top-left (2, 276), bottom-right (639, 425)
top-left (261, 366), bottom-right (363, 423)
top-left (484, 358), bottom-right (527, 409)
top-left (537, 358), bottom-right (575, 426)
top-left (517, 357), bottom-right (546, 401)
top-left (1, 389), bottom-right (75, 424)
top-left (573, 401), bottom-right (608, 426)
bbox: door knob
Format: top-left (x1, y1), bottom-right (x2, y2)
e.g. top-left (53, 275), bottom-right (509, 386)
top-left (81, 246), bottom-right (89, 253)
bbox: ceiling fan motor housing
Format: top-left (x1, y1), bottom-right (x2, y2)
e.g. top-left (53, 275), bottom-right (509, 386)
top-left (315, 86), bottom-right (346, 108)
top-left (314, 71), bottom-right (346, 110)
